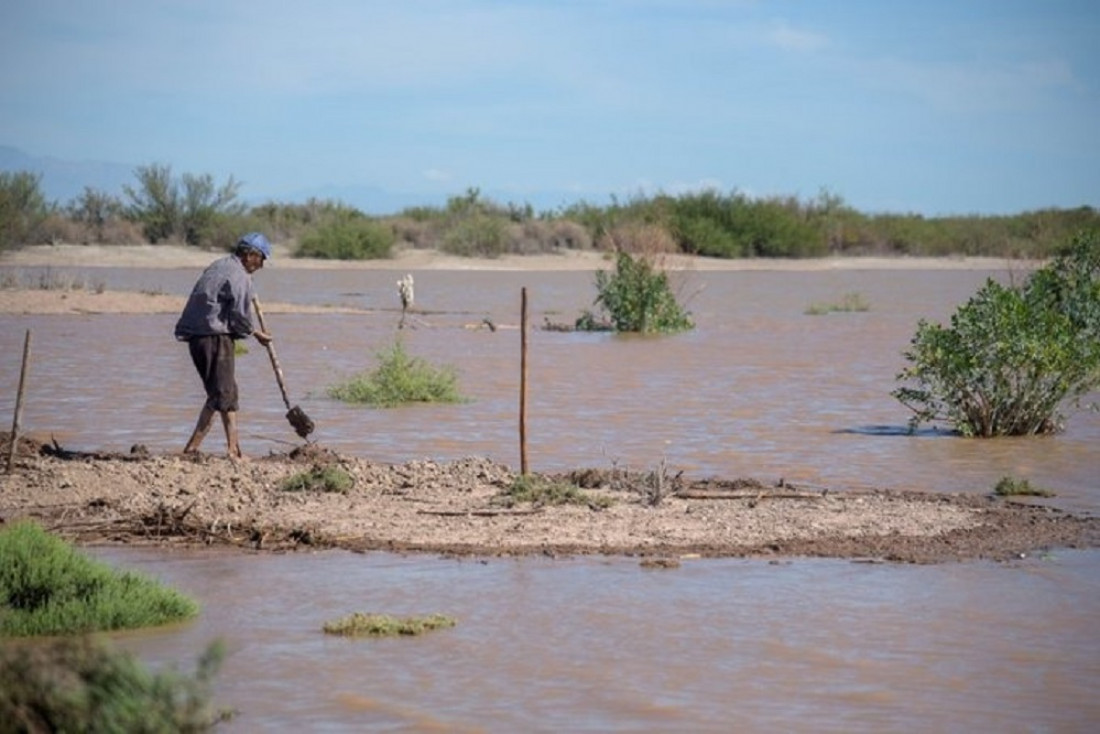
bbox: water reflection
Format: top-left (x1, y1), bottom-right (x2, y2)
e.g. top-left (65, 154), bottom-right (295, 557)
top-left (837, 425), bottom-right (957, 437)
top-left (94, 546), bottom-right (1100, 732)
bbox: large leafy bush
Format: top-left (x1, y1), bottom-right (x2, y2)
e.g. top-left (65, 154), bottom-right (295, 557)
top-left (580, 251), bottom-right (694, 333)
top-left (893, 232), bottom-right (1100, 436)
top-left (0, 637), bottom-right (227, 732)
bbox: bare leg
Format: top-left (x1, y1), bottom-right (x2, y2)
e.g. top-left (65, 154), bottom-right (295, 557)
top-left (222, 410), bottom-right (246, 461)
top-left (183, 406), bottom-right (216, 453)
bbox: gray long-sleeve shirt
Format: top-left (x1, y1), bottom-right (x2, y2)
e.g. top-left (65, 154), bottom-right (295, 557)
top-left (174, 255), bottom-right (256, 340)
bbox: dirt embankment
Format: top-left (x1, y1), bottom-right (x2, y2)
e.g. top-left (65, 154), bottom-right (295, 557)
top-left (2, 435), bottom-right (1096, 564)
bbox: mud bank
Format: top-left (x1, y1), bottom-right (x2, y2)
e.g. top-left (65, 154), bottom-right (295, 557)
top-left (2, 436), bottom-right (1096, 564)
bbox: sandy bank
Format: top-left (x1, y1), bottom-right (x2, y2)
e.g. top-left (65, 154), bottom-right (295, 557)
top-left (1, 243), bottom-right (1038, 273)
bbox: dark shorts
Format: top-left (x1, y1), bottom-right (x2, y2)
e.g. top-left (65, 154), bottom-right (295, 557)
top-left (187, 335), bottom-right (239, 413)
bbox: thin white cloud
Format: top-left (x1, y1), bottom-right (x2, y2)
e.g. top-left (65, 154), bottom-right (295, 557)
top-left (866, 56), bottom-right (1078, 113)
top-left (767, 20), bottom-right (828, 52)
top-left (423, 168), bottom-right (452, 182)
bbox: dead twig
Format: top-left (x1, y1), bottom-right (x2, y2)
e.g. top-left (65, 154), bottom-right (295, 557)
top-left (675, 490), bottom-right (827, 500)
top-left (418, 508), bottom-right (544, 517)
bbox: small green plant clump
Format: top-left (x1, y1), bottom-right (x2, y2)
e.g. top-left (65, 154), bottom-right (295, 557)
top-left (280, 465), bottom-right (355, 493)
top-left (578, 251), bottom-right (694, 333)
top-left (322, 612), bottom-right (456, 637)
top-left (993, 476), bottom-right (1056, 497)
top-left (0, 636), bottom-right (230, 732)
top-left (494, 474), bottom-right (613, 510)
top-left (805, 292), bottom-right (870, 315)
top-left (327, 339), bottom-right (465, 408)
top-left (0, 521), bottom-right (199, 637)
top-left (893, 231), bottom-right (1100, 436)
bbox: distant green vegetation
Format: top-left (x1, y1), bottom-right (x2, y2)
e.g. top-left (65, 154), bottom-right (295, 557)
top-left (295, 204), bottom-right (395, 259)
top-left (0, 521), bottom-right (199, 637)
top-left (0, 636), bottom-right (229, 732)
top-left (0, 170), bottom-right (49, 251)
top-left (894, 231), bottom-right (1100, 437)
top-left (2, 164), bottom-right (1096, 259)
top-left (327, 338), bottom-right (465, 408)
top-left (322, 612), bottom-right (456, 637)
top-left (805, 292), bottom-right (870, 315)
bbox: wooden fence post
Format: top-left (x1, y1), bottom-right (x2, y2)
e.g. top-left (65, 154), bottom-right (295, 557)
top-left (519, 287), bottom-right (529, 476)
top-left (7, 329), bottom-right (32, 473)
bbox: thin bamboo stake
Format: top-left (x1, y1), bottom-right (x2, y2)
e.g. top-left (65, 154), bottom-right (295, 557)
top-left (519, 287), bottom-right (529, 476)
top-left (7, 329), bottom-right (32, 473)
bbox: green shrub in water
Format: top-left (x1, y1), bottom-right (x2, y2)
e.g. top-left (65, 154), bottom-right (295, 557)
top-left (0, 636), bottom-right (229, 732)
top-left (804, 292), bottom-right (870, 315)
top-left (0, 521), bottom-right (199, 637)
top-left (322, 612), bottom-right (456, 637)
top-left (894, 231), bottom-right (1100, 436)
top-left (327, 339), bottom-right (465, 408)
top-left (993, 476), bottom-right (1056, 497)
top-left (579, 251), bottom-right (694, 333)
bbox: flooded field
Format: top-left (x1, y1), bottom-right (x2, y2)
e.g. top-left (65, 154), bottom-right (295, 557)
top-left (3, 262), bottom-right (1099, 730)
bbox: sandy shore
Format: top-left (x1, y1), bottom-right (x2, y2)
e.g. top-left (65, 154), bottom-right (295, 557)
top-left (0, 244), bottom-right (1037, 316)
top-left (1, 242), bottom-right (1037, 272)
top-left (0, 244), bottom-right (1038, 316)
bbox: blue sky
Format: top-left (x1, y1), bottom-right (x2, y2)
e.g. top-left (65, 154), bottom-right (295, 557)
top-left (2, 0), bottom-right (1097, 215)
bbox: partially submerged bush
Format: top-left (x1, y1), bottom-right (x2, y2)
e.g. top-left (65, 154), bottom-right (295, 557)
top-left (327, 339), bottom-right (464, 408)
top-left (0, 521), bottom-right (198, 637)
top-left (280, 465), bottom-right (354, 493)
top-left (993, 476), bottom-right (1056, 498)
top-left (0, 636), bottom-right (229, 732)
top-left (893, 232), bottom-right (1100, 436)
top-left (578, 251), bottom-right (694, 333)
top-left (805, 292), bottom-right (870, 315)
top-left (323, 612), bottom-right (456, 637)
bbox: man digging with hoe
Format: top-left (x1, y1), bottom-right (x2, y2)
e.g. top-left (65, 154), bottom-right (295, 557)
top-left (174, 232), bottom-right (273, 461)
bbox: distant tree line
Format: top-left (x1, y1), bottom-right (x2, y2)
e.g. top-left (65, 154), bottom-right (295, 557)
top-left (0, 164), bottom-right (1096, 260)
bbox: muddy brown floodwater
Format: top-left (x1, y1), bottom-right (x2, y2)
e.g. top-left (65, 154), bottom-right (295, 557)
top-left (1, 251), bottom-right (1099, 731)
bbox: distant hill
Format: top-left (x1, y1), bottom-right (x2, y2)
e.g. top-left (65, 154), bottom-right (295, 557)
top-left (0, 146), bottom-right (135, 205)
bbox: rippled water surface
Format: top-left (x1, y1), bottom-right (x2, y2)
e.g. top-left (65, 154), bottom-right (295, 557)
top-left (3, 263), bottom-right (1099, 731)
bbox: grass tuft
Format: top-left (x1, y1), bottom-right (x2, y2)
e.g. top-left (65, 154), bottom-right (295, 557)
top-left (0, 521), bottom-right (199, 637)
top-left (805, 292), bottom-right (870, 315)
top-left (494, 474), bottom-right (614, 510)
top-left (993, 476), bottom-right (1056, 497)
top-left (280, 465), bottom-right (355, 493)
top-left (322, 612), bottom-right (456, 637)
top-left (327, 339), bottom-right (465, 408)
